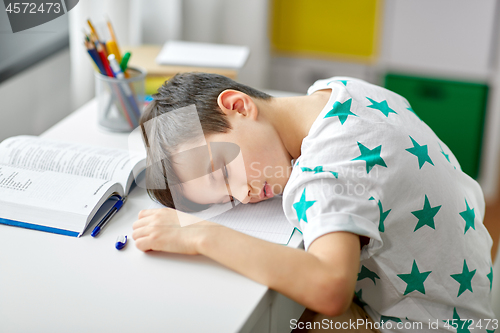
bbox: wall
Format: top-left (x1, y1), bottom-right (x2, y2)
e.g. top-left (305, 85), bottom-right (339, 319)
top-left (182, 0), bottom-right (271, 89)
top-left (0, 49), bottom-right (71, 142)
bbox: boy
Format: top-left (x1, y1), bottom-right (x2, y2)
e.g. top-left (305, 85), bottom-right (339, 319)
top-left (132, 73), bottom-right (495, 331)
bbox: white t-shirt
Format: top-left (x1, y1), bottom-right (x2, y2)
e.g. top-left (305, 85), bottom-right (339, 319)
top-left (282, 77), bottom-right (496, 332)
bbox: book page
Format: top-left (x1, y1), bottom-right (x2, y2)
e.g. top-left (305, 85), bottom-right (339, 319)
top-left (0, 136), bottom-right (144, 190)
top-left (0, 164), bottom-right (116, 217)
top-left (148, 196), bottom-right (295, 244)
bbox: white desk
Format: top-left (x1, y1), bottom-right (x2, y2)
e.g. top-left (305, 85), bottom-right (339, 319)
top-left (0, 99), bottom-right (305, 333)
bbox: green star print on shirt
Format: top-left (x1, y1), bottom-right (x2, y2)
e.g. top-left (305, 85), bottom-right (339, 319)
top-left (397, 260), bottom-right (432, 295)
top-left (459, 199), bottom-right (476, 234)
top-left (438, 142), bottom-right (451, 163)
top-left (324, 98), bottom-right (357, 125)
top-left (451, 260), bottom-right (476, 297)
top-left (411, 195), bottom-right (441, 231)
top-left (293, 189), bottom-right (316, 223)
top-left (406, 136), bottom-right (434, 169)
top-left (452, 307), bottom-right (473, 333)
top-left (357, 265), bottom-right (380, 285)
top-left (352, 142), bottom-right (387, 174)
top-left (377, 200), bottom-right (391, 232)
top-left (369, 197), bottom-right (390, 232)
top-left (487, 267), bottom-right (494, 290)
top-left (366, 97), bottom-right (397, 117)
top-left (301, 166), bottom-right (338, 178)
top-left (327, 79), bottom-right (348, 86)
top-left (301, 166), bottom-right (324, 174)
top-left (380, 315), bottom-right (402, 325)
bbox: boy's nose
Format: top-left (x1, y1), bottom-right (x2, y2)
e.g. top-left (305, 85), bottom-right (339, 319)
top-left (222, 195), bottom-right (234, 204)
top-left (240, 190), bottom-right (252, 204)
top-left (225, 184), bottom-right (252, 204)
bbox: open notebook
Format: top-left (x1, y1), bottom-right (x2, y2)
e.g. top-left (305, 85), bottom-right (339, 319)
top-left (149, 196), bottom-right (295, 245)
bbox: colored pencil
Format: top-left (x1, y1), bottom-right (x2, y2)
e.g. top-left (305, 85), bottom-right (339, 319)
top-left (87, 19), bottom-right (100, 41)
top-left (96, 42), bottom-right (114, 77)
top-left (86, 41), bottom-right (106, 74)
top-left (107, 19), bottom-right (125, 75)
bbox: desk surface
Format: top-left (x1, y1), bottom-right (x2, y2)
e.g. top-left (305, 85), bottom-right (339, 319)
top-left (0, 99), bottom-right (303, 333)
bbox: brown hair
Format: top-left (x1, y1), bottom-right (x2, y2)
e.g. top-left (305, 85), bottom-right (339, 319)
top-left (139, 72), bottom-right (272, 211)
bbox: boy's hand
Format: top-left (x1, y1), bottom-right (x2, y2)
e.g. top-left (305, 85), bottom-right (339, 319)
top-left (132, 208), bottom-right (218, 255)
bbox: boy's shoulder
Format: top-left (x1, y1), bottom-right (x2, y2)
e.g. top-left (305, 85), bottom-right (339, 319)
top-left (306, 76), bottom-right (368, 95)
top-left (290, 75), bottom-right (468, 202)
top-left (302, 76), bottom-right (428, 159)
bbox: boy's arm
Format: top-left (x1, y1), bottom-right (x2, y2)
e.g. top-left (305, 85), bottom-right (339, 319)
top-left (132, 208), bottom-right (360, 316)
top-left (200, 224), bottom-right (361, 316)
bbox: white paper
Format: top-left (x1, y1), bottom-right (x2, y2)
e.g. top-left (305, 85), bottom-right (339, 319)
top-left (0, 165), bottom-right (110, 214)
top-left (148, 196), bottom-right (295, 245)
top-left (155, 40), bottom-right (250, 69)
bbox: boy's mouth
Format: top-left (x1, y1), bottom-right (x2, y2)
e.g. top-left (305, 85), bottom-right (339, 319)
top-left (260, 181), bottom-right (274, 200)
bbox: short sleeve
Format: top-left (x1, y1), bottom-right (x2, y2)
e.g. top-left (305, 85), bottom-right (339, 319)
top-left (283, 168), bottom-right (384, 260)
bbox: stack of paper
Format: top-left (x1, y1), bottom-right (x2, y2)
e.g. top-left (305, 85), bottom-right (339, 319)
top-left (155, 40), bottom-right (250, 69)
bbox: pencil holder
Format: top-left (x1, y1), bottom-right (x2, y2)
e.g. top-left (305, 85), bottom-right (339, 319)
top-left (95, 67), bottom-right (147, 132)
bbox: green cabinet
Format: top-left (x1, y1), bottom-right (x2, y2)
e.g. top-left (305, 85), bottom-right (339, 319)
top-left (385, 74), bottom-right (488, 179)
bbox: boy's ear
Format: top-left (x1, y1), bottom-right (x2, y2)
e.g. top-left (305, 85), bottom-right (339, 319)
top-left (217, 89), bottom-right (258, 120)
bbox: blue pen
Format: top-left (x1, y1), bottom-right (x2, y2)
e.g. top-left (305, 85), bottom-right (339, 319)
top-left (91, 196), bottom-right (126, 237)
top-left (115, 235), bottom-right (127, 250)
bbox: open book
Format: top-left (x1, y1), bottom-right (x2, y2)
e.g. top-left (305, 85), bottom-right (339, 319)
top-left (0, 136), bottom-right (146, 237)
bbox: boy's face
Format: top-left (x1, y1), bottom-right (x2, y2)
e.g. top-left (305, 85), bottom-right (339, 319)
top-left (171, 100), bottom-right (293, 206)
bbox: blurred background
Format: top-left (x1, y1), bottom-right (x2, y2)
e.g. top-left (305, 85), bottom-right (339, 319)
top-left (1, 0), bottom-right (500, 318)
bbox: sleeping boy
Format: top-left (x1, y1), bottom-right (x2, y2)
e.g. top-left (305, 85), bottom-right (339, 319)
top-left (132, 73), bottom-right (495, 331)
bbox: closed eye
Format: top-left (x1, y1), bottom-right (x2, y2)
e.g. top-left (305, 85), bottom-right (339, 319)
top-left (210, 162), bottom-right (229, 184)
top-left (222, 163), bottom-right (235, 206)
top-left (223, 163), bottom-right (229, 180)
